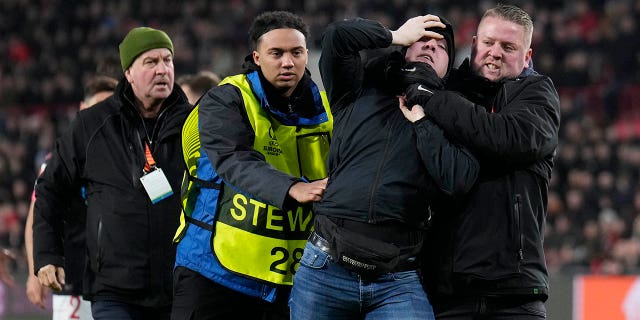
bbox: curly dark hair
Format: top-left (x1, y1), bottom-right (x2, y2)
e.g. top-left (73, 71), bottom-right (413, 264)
top-left (248, 11), bottom-right (309, 50)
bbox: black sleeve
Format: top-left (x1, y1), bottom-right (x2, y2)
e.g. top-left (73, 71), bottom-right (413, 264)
top-left (319, 18), bottom-right (393, 113)
top-left (33, 115), bottom-right (86, 274)
top-left (198, 84), bottom-right (298, 209)
top-left (413, 119), bottom-right (479, 195)
top-left (423, 77), bottom-right (560, 164)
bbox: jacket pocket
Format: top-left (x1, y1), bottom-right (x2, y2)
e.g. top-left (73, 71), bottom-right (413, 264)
top-left (514, 194), bottom-right (524, 271)
top-left (451, 183), bottom-right (522, 280)
top-left (96, 218), bottom-right (103, 272)
top-left (84, 192), bottom-right (103, 275)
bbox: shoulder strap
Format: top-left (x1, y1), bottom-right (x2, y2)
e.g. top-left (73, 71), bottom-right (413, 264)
top-left (185, 215), bottom-right (214, 231)
top-left (188, 174), bottom-right (222, 189)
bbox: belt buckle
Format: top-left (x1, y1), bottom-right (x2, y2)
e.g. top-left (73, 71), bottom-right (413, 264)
top-left (310, 232), bottom-right (332, 254)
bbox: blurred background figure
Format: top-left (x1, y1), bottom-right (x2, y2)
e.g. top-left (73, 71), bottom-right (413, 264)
top-left (176, 71), bottom-right (221, 105)
top-left (25, 75), bottom-right (117, 318)
top-left (0, 248), bottom-right (15, 287)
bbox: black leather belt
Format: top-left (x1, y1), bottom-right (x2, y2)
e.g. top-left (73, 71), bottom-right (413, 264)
top-left (309, 231), bottom-right (333, 255)
top-left (308, 231), bottom-right (419, 273)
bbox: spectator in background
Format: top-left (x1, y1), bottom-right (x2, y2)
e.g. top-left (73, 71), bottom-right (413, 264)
top-left (25, 75), bottom-right (117, 318)
top-left (176, 71), bottom-right (221, 105)
top-left (1, 0), bottom-right (639, 123)
top-left (0, 248), bottom-right (14, 287)
top-left (95, 55), bottom-right (124, 81)
top-left (411, 4), bottom-right (560, 318)
top-left (33, 27), bottom-right (191, 320)
top-left (171, 11), bottom-right (331, 320)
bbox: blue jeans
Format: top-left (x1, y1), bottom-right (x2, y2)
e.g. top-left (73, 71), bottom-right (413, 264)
top-left (289, 240), bottom-right (434, 320)
top-left (91, 300), bottom-right (171, 320)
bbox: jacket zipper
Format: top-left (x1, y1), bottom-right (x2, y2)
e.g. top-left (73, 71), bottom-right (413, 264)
top-left (137, 106), bottom-right (169, 147)
top-left (514, 194), bottom-right (524, 268)
top-left (123, 88), bottom-right (171, 147)
top-left (367, 128), bottom-right (393, 223)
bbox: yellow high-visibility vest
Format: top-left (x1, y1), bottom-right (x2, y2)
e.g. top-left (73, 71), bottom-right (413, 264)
top-left (177, 73), bottom-right (332, 285)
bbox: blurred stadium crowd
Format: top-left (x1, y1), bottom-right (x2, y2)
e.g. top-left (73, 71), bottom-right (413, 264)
top-left (1, 0), bottom-right (640, 281)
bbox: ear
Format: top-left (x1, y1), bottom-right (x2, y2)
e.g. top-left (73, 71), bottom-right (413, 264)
top-left (253, 51), bottom-right (260, 67)
top-left (523, 48), bottom-right (533, 69)
top-left (124, 69), bottom-right (133, 83)
top-left (471, 35), bottom-right (477, 46)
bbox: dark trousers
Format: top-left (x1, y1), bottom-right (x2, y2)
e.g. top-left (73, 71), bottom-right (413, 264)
top-left (91, 299), bottom-right (171, 320)
top-left (434, 296), bottom-right (546, 320)
top-left (170, 266), bottom-right (289, 320)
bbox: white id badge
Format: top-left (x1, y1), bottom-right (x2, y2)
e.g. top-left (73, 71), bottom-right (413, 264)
top-left (140, 168), bottom-right (174, 204)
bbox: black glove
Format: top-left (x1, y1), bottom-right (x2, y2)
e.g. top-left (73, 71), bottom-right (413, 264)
top-left (383, 51), bottom-right (407, 94)
top-left (404, 83), bottom-right (436, 110)
top-left (399, 62), bottom-right (444, 92)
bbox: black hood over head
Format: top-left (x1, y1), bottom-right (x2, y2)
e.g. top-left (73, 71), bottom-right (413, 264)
top-left (398, 16), bottom-right (455, 80)
top-left (427, 17), bottom-right (455, 79)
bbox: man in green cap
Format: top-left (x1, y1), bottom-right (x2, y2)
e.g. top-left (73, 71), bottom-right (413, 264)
top-left (33, 26), bottom-right (191, 320)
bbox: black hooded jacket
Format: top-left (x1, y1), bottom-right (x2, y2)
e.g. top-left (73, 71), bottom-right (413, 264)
top-left (421, 59), bottom-right (560, 301)
top-left (33, 79), bottom-right (191, 307)
top-left (314, 18), bottom-right (478, 232)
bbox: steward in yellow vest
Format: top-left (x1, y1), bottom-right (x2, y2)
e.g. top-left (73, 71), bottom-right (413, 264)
top-left (171, 10), bottom-right (332, 320)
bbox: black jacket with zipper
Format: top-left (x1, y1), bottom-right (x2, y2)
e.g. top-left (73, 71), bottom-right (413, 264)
top-left (314, 18), bottom-right (478, 230)
top-left (421, 59), bottom-right (561, 301)
top-left (33, 79), bottom-right (191, 307)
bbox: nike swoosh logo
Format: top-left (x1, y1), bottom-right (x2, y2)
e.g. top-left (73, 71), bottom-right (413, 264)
top-left (417, 85), bottom-right (433, 94)
top-left (401, 67), bottom-right (417, 72)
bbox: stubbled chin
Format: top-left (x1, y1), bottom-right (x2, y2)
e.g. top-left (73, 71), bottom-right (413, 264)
top-left (151, 88), bottom-right (171, 98)
top-left (276, 79), bottom-right (297, 87)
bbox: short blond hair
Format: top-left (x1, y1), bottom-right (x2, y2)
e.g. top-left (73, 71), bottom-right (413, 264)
top-left (482, 4), bottom-right (533, 48)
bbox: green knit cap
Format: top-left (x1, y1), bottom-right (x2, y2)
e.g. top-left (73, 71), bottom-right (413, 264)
top-left (119, 27), bottom-right (174, 71)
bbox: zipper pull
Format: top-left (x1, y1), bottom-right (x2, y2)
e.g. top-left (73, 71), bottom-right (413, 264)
top-left (518, 249), bottom-right (524, 261)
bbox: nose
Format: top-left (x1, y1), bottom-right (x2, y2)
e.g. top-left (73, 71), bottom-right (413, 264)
top-left (422, 39), bottom-right (438, 51)
top-left (156, 61), bottom-right (169, 74)
top-left (487, 44), bottom-right (502, 59)
top-left (282, 53), bottom-right (294, 68)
